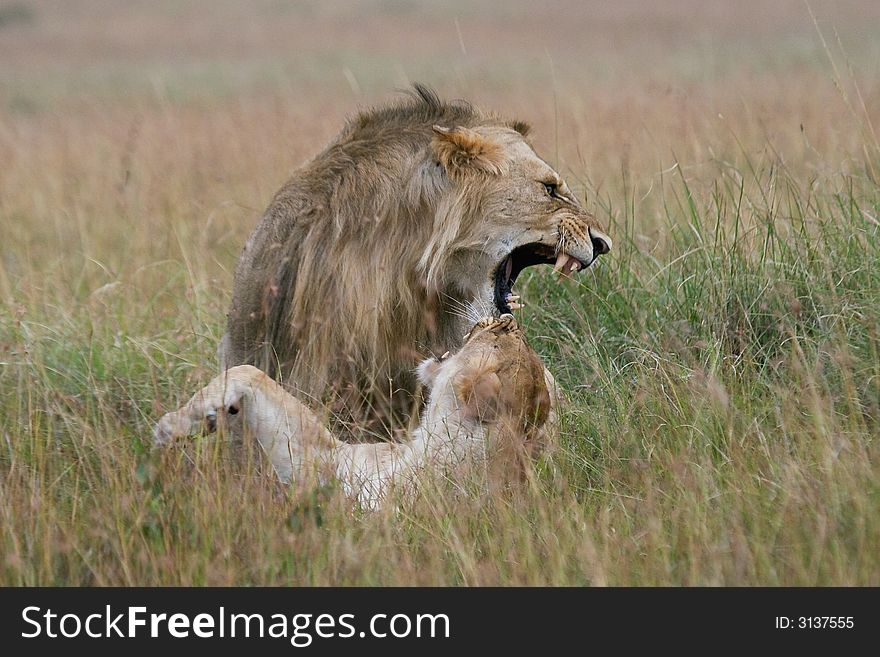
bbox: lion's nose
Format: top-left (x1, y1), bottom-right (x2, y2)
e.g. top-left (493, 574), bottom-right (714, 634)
top-left (588, 227), bottom-right (612, 258)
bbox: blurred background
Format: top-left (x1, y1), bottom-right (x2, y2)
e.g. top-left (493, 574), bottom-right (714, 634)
top-left (2, 0), bottom-right (879, 268)
top-left (3, 0), bottom-right (879, 106)
top-left (3, 0), bottom-right (879, 225)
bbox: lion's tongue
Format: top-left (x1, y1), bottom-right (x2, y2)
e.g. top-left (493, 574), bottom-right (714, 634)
top-left (553, 252), bottom-right (582, 278)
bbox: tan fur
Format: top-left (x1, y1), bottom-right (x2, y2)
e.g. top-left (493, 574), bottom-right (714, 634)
top-left (155, 315), bottom-right (557, 508)
top-left (431, 125), bottom-right (508, 176)
top-left (220, 85), bottom-right (608, 436)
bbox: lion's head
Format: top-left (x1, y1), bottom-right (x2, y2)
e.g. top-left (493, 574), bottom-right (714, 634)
top-left (426, 122), bottom-right (611, 318)
top-left (222, 85), bottom-right (609, 433)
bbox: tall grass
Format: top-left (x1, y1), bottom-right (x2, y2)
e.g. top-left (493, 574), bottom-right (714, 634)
top-left (1, 0), bottom-right (879, 586)
top-left (2, 132), bottom-right (877, 584)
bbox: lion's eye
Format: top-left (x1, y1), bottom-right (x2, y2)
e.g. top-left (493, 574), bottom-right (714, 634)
top-left (543, 182), bottom-right (559, 198)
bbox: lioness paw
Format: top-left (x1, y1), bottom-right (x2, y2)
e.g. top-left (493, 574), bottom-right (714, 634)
top-left (494, 313), bottom-right (516, 332)
top-left (152, 411), bottom-right (189, 447)
top-left (152, 403), bottom-right (238, 448)
top-left (464, 314), bottom-right (518, 341)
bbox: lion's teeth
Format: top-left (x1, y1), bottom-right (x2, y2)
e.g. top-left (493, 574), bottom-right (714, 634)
top-left (554, 252), bottom-right (583, 278)
top-left (506, 294), bottom-right (520, 302)
top-left (508, 302), bottom-right (524, 310)
top-left (553, 251), bottom-right (568, 274)
top-left (440, 351), bottom-right (450, 360)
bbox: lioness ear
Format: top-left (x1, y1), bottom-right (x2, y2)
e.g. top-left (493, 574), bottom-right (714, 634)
top-left (416, 357), bottom-right (443, 388)
top-left (431, 125), bottom-right (506, 176)
top-left (456, 369), bottom-right (502, 423)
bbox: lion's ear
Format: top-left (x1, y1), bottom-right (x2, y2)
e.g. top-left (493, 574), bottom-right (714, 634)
top-left (431, 125), bottom-right (506, 176)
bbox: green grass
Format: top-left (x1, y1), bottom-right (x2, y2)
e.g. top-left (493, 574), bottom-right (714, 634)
top-left (1, 0), bottom-right (879, 587)
top-left (523, 160), bottom-right (880, 584)
top-left (2, 148), bottom-right (877, 585)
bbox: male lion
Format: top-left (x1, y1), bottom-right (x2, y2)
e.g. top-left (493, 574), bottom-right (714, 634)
top-left (155, 315), bottom-right (552, 508)
top-left (220, 85), bottom-right (610, 434)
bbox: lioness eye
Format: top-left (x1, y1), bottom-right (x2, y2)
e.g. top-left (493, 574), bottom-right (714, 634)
top-left (543, 182), bottom-right (559, 197)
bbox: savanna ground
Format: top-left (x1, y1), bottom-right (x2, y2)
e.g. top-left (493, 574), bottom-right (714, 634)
top-left (1, 0), bottom-right (879, 585)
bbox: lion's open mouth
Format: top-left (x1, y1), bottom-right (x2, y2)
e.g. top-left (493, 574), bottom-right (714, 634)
top-left (493, 243), bottom-right (587, 314)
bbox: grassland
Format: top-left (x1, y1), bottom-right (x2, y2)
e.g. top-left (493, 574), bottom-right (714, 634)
top-left (1, 0), bottom-right (878, 585)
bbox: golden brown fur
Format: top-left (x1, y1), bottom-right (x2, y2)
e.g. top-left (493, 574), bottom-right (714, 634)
top-left (220, 85), bottom-right (609, 435)
top-left (155, 315), bottom-right (556, 508)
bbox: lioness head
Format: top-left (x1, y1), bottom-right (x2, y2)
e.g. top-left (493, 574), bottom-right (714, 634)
top-left (417, 314), bottom-right (550, 432)
top-left (428, 121), bottom-right (611, 317)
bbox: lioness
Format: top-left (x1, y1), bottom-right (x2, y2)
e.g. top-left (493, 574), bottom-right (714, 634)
top-left (155, 315), bottom-right (553, 508)
top-left (220, 85), bottom-right (610, 434)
